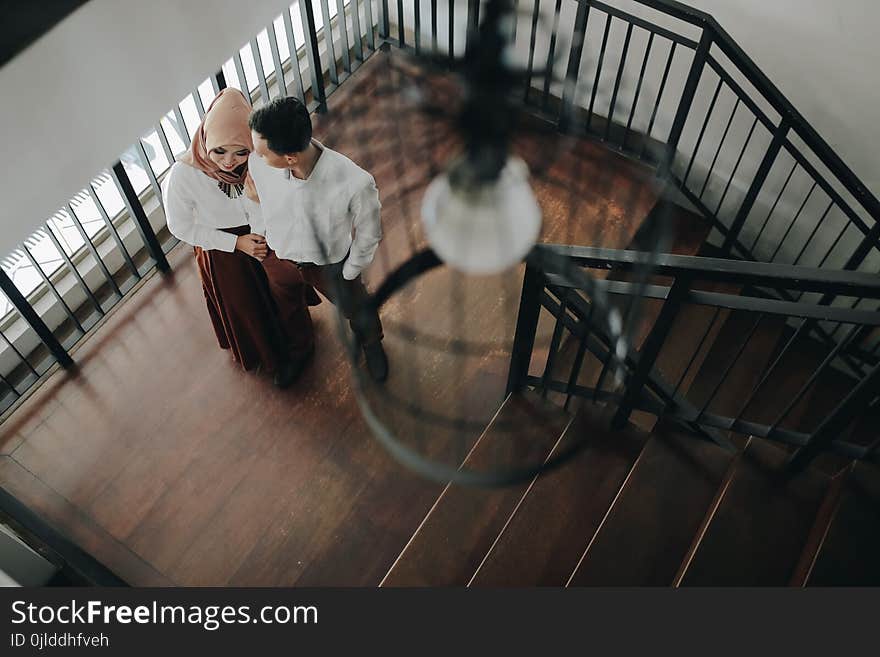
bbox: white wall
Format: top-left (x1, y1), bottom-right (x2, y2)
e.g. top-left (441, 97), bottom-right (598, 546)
top-left (0, 0), bottom-right (292, 257)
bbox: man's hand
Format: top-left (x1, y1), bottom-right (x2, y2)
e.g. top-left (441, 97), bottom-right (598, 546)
top-left (235, 234), bottom-right (268, 261)
top-left (244, 172), bottom-right (260, 203)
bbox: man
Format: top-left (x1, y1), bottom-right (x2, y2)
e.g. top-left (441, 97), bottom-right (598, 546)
top-left (246, 96), bottom-right (388, 383)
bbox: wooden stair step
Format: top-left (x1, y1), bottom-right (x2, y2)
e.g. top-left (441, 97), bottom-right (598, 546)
top-left (805, 462), bottom-right (880, 585)
top-left (381, 391), bottom-right (571, 586)
top-left (567, 426), bottom-right (734, 586)
top-left (677, 438), bottom-right (830, 586)
top-left (469, 403), bottom-right (649, 586)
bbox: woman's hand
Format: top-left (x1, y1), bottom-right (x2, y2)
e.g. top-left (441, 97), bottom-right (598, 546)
top-left (235, 234), bottom-right (268, 261)
top-left (244, 172), bottom-right (260, 203)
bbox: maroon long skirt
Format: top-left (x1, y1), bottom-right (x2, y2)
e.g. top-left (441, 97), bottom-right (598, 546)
top-left (194, 225), bottom-right (315, 374)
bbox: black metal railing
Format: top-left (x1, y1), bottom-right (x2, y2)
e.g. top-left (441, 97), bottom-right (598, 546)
top-left (381, 1), bottom-right (878, 296)
top-left (508, 244), bottom-right (880, 470)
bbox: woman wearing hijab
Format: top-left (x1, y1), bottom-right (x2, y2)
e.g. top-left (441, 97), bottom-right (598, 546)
top-left (162, 88), bottom-right (315, 387)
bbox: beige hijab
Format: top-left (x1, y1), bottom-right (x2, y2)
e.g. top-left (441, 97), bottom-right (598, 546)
top-left (180, 88), bottom-right (253, 185)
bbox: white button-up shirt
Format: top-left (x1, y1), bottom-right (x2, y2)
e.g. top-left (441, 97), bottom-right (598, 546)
top-left (248, 140), bottom-right (382, 280)
top-left (162, 161), bottom-right (260, 252)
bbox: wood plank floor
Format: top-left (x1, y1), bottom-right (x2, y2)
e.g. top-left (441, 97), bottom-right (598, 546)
top-left (0, 51), bottom-right (660, 585)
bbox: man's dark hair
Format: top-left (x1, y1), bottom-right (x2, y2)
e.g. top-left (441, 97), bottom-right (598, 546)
top-left (248, 96), bottom-right (312, 154)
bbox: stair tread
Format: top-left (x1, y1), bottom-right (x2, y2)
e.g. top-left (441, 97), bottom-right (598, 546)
top-left (807, 462), bottom-right (880, 585)
top-left (568, 427), bottom-right (734, 586)
top-left (381, 391), bottom-right (571, 586)
top-left (679, 438), bottom-right (830, 586)
top-left (470, 404), bottom-right (648, 586)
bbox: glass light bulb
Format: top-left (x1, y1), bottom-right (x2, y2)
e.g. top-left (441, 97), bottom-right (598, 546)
top-left (421, 156), bottom-right (542, 275)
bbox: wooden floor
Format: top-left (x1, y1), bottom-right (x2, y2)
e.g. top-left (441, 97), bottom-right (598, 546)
top-left (0, 51), bottom-right (660, 585)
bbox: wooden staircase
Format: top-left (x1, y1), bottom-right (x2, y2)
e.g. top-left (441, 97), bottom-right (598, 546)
top-left (381, 388), bottom-right (879, 586)
top-left (381, 193), bottom-right (880, 587)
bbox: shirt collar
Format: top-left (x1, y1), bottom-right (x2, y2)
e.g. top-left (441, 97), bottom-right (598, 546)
top-left (284, 139), bottom-right (324, 181)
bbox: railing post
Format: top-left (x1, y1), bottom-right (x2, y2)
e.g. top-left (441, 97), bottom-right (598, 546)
top-left (506, 263), bottom-right (545, 395)
top-left (659, 27), bottom-right (712, 179)
top-left (213, 69), bottom-right (227, 92)
top-left (378, 0), bottom-right (390, 40)
top-left (721, 118), bottom-right (791, 254)
top-left (612, 276), bottom-right (689, 429)
top-left (465, 0), bottom-right (481, 53)
top-left (111, 162), bottom-right (170, 273)
top-left (299, 0), bottom-right (327, 112)
top-left (0, 270), bottom-right (73, 369)
top-left (788, 362), bottom-right (880, 472)
top-left (559, 0), bottom-right (591, 132)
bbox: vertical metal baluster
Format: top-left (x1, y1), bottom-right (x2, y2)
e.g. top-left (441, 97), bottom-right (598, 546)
top-left (214, 69), bottom-right (227, 91)
top-left (363, 0), bottom-right (375, 51)
top-left (43, 220), bottom-right (104, 315)
top-left (250, 38), bottom-right (271, 102)
top-left (233, 51), bottom-right (250, 97)
top-left (511, 0), bottom-right (518, 41)
top-left (20, 241), bottom-right (84, 335)
top-left (769, 181), bottom-right (818, 263)
top-left (681, 77), bottom-right (723, 187)
top-left (397, 0), bottom-right (406, 47)
top-left (623, 30), bottom-right (654, 151)
top-left (698, 98), bottom-right (740, 199)
top-left (541, 290), bottom-right (570, 398)
top-left (586, 13), bottom-right (613, 132)
top-left (154, 122), bottom-right (176, 166)
top-left (335, 0), bottom-right (352, 73)
top-left (696, 313), bottom-right (764, 420)
top-left (379, 0), bottom-right (390, 38)
top-left (541, 0), bottom-right (564, 110)
top-left (789, 362), bottom-right (880, 471)
top-left (349, 0), bottom-right (365, 61)
top-left (712, 115), bottom-right (759, 217)
top-left (134, 140), bottom-right (164, 211)
top-left (722, 118), bottom-right (791, 253)
top-left (267, 20), bottom-right (288, 97)
top-left (524, 0), bottom-right (542, 102)
top-left (65, 205), bottom-right (122, 300)
top-left (640, 40), bottom-right (676, 160)
top-left (0, 274), bottom-right (75, 370)
top-left (564, 304), bottom-right (593, 412)
top-left (431, 0), bottom-right (438, 52)
top-left (88, 182), bottom-right (139, 281)
top-left (659, 28), bottom-right (711, 180)
top-left (605, 21), bottom-right (633, 143)
top-left (283, 10), bottom-right (307, 103)
top-left (748, 160), bottom-right (798, 253)
top-left (671, 306), bottom-right (722, 399)
top-left (792, 200), bottom-right (835, 265)
top-left (413, 0), bottom-right (421, 54)
top-left (448, 0), bottom-right (455, 62)
top-left (560, 2), bottom-right (591, 130)
top-left (300, 0), bottom-right (327, 110)
top-left (192, 87), bottom-right (206, 117)
top-left (769, 323), bottom-right (861, 435)
top-left (171, 105), bottom-right (192, 146)
top-left (612, 277), bottom-right (689, 429)
top-left (319, 0), bottom-right (340, 85)
top-left (111, 162), bottom-right (170, 272)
